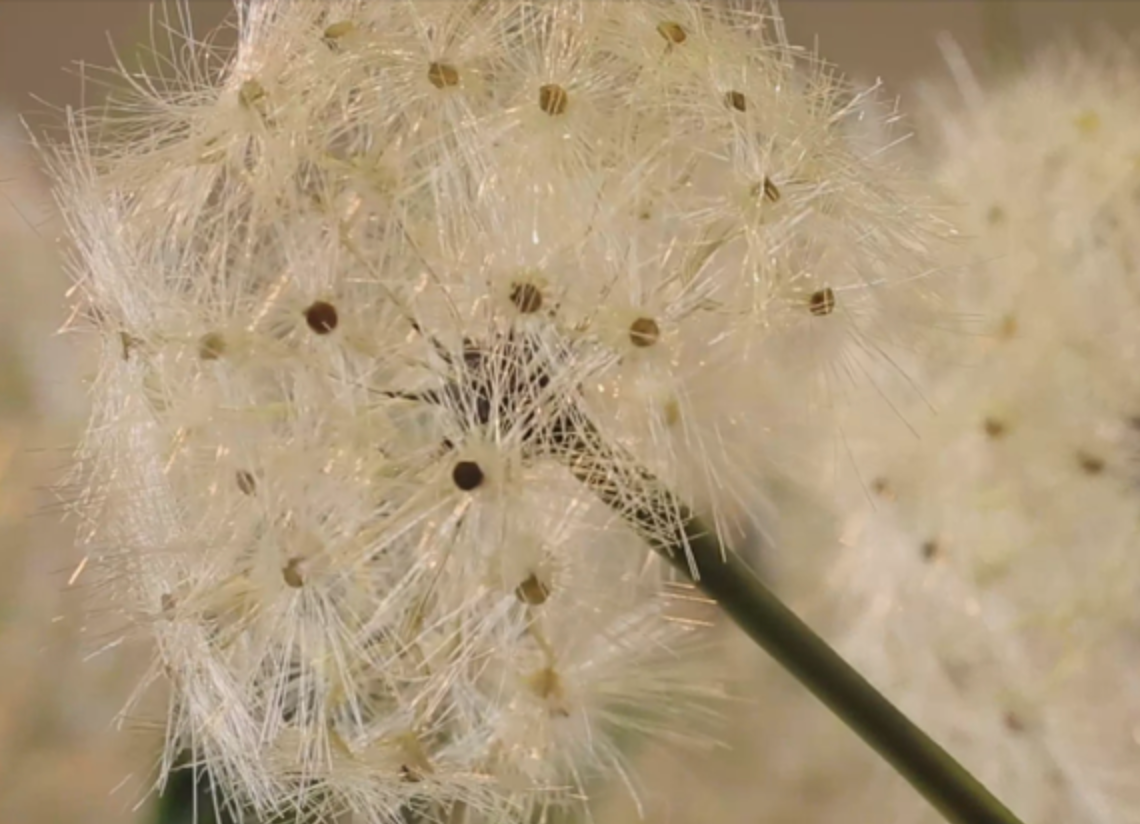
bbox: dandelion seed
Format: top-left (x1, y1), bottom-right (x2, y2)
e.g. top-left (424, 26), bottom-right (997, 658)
top-left (983, 417), bottom-right (1008, 439)
top-left (1076, 451), bottom-right (1105, 475)
top-left (515, 572), bottom-right (552, 605)
top-left (656, 21), bottom-right (687, 45)
top-left (238, 78), bottom-right (267, 109)
top-left (303, 300), bottom-right (338, 334)
top-left (628, 317), bottom-right (660, 348)
top-left (281, 558), bottom-right (304, 588)
top-left (538, 83), bottom-right (569, 116)
top-left (763, 178), bottom-right (780, 203)
top-left (427, 61), bottom-right (461, 90)
top-left (452, 460), bottom-right (485, 490)
top-left (235, 470), bottom-right (257, 495)
top-left (119, 331), bottom-right (139, 360)
top-left (509, 281), bottom-right (543, 314)
top-left (197, 332), bottom-right (227, 360)
top-left (322, 20), bottom-right (356, 49)
top-left (724, 90), bottom-right (747, 112)
top-left (808, 287), bottom-right (836, 317)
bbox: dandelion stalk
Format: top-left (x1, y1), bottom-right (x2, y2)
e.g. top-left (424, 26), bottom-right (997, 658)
top-left (550, 411), bottom-right (1025, 824)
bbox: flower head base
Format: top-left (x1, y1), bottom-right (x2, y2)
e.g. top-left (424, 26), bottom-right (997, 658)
top-left (49, 0), bottom-right (951, 820)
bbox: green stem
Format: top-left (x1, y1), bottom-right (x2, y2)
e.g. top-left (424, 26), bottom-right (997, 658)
top-left (550, 413), bottom-right (1025, 824)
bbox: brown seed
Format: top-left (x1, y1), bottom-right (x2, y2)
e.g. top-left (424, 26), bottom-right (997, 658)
top-left (921, 539), bottom-right (941, 562)
top-left (427, 61), bottom-right (460, 89)
top-left (529, 666), bottom-right (563, 701)
top-left (983, 417), bottom-right (1007, 439)
top-left (304, 300), bottom-right (339, 334)
top-left (724, 90), bottom-right (747, 112)
top-left (528, 667), bottom-right (570, 717)
top-left (399, 765), bottom-right (423, 783)
top-left (239, 79), bottom-right (266, 109)
top-left (760, 176), bottom-right (781, 203)
top-left (509, 281), bottom-right (543, 314)
top-left (120, 331), bottom-right (141, 360)
top-left (808, 287), bottom-right (836, 317)
top-left (629, 316), bottom-right (660, 348)
top-left (282, 558), bottom-right (305, 588)
top-left (515, 572), bottom-right (551, 605)
top-left (322, 20), bottom-right (355, 49)
top-left (1077, 451), bottom-right (1106, 475)
top-left (656, 21), bottom-right (687, 44)
top-left (870, 477), bottom-right (894, 499)
top-left (539, 83), bottom-right (569, 116)
top-left (452, 460), bottom-right (485, 491)
top-left (1003, 710), bottom-right (1026, 733)
top-left (160, 593), bottom-right (176, 614)
top-left (235, 470), bottom-right (257, 496)
top-left (198, 332), bottom-right (227, 360)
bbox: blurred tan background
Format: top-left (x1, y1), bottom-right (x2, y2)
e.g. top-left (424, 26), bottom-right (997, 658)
top-left (4, 1), bottom-right (1140, 118)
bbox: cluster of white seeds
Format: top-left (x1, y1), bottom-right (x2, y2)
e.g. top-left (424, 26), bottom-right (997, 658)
top-left (47, 1), bottom-right (952, 821)
top-left (821, 42), bottom-right (1140, 824)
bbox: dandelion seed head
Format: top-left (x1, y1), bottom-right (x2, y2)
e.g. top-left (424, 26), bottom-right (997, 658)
top-left (47, 0), bottom-right (951, 820)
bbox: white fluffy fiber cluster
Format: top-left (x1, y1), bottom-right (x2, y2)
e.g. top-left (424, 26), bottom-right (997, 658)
top-left (820, 43), bottom-right (1140, 824)
top-left (48, 1), bottom-right (950, 821)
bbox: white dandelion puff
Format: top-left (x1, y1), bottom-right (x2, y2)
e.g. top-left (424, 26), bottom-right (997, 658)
top-left (44, 1), bottom-right (963, 822)
top-left (815, 39), bottom-right (1140, 824)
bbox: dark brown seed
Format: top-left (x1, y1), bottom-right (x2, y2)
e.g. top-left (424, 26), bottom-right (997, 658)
top-left (304, 300), bottom-right (339, 334)
top-left (539, 83), bottom-right (569, 116)
top-left (629, 316), bottom-right (660, 348)
top-left (657, 21), bottom-right (687, 44)
top-left (282, 558), bottom-right (304, 588)
top-left (120, 331), bottom-right (141, 360)
top-left (808, 288), bottom-right (836, 317)
top-left (427, 61), bottom-right (460, 89)
top-left (921, 539), bottom-right (940, 562)
top-left (509, 282), bottom-right (543, 314)
top-left (1003, 710), bottom-right (1026, 733)
top-left (762, 176), bottom-right (781, 203)
top-left (515, 572), bottom-right (551, 605)
top-left (198, 332), bottom-right (227, 360)
top-left (983, 417), bottom-right (1007, 439)
top-left (1077, 452), bottom-right (1106, 475)
top-left (452, 460), bottom-right (485, 491)
top-left (399, 765), bottom-right (423, 783)
top-left (236, 470), bottom-right (257, 496)
top-left (725, 90), bottom-right (747, 112)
